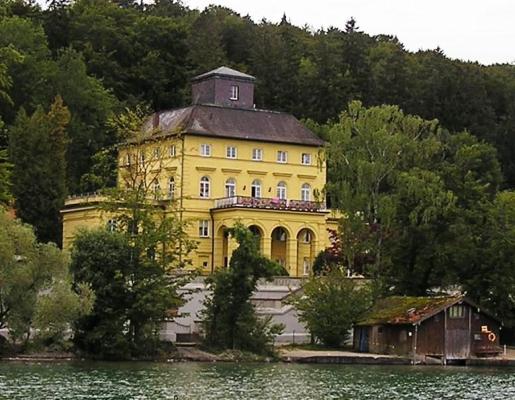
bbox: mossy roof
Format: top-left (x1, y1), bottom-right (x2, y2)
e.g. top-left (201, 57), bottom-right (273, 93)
top-left (356, 295), bottom-right (464, 326)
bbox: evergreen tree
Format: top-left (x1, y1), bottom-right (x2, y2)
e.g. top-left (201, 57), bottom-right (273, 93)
top-left (9, 96), bottom-right (69, 245)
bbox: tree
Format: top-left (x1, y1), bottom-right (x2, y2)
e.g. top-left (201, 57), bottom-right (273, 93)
top-left (289, 269), bottom-right (372, 347)
top-left (0, 209), bottom-right (93, 348)
top-left (9, 96), bottom-right (69, 245)
top-left (71, 111), bottom-right (196, 359)
top-left (202, 223), bottom-right (284, 355)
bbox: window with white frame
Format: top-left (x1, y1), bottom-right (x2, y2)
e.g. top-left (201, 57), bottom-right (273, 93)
top-left (277, 150), bottom-right (287, 163)
top-left (106, 219), bottom-right (117, 232)
top-left (230, 85), bottom-right (239, 100)
top-left (301, 183), bottom-right (311, 201)
top-left (170, 144), bottom-right (176, 157)
top-left (252, 148), bottom-right (263, 161)
top-left (301, 153), bottom-right (311, 165)
top-left (199, 220), bottom-right (209, 237)
top-left (251, 179), bottom-right (262, 198)
top-left (276, 181), bottom-right (287, 200)
top-left (168, 177), bottom-right (175, 199)
top-left (126, 154), bottom-right (131, 166)
top-left (153, 147), bottom-right (160, 159)
top-left (303, 257), bottom-right (310, 276)
top-left (225, 178), bottom-right (236, 197)
top-left (200, 144), bottom-right (211, 157)
top-left (226, 146), bottom-right (237, 159)
top-left (139, 151), bottom-right (145, 166)
top-left (152, 179), bottom-right (160, 199)
top-left (199, 176), bottom-right (210, 198)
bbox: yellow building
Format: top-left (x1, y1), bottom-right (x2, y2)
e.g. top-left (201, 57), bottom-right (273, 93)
top-left (62, 67), bottom-right (339, 276)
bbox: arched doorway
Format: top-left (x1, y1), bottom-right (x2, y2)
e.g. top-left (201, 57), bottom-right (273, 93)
top-left (248, 225), bottom-right (263, 252)
top-left (297, 228), bottom-right (316, 276)
top-left (271, 226), bottom-right (289, 267)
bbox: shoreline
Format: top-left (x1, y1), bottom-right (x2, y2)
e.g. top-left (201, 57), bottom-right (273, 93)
top-left (2, 347), bottom-right (515, 367)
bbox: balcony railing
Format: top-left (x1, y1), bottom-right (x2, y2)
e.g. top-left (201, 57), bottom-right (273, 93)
top-left (214, 196), bottom-right (326, 212)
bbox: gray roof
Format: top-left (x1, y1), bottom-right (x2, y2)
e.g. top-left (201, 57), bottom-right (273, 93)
top-left (138, 104), bottom-right (325, 147)
top-left (192, 66), bottom-right (256, 82)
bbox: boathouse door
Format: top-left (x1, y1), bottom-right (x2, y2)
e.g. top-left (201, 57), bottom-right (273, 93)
top-left (445, 304), bottom-right (471, 360)
top-left (358, 327), bottom-right (369, 352)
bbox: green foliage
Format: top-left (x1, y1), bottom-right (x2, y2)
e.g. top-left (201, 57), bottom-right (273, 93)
top-left (289, 270), bottom-right (372, 347)
top-left (202, 223), bottom-right (284, 355)
top-left (71, 129), bottom-right (196, 359)
top-left (9, 96), bottom-right (69, 245)
top-left (326, 102), bottom-right (505, 299)
top-left (0, 209), bottom-right (93, 347)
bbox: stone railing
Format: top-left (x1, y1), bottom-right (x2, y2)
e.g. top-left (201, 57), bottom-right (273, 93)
top-left (213, 196), bottom-right (326, 212)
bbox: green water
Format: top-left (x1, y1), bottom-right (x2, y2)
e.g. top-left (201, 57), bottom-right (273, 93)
top-left (0, 362), bottom-right (514, 399)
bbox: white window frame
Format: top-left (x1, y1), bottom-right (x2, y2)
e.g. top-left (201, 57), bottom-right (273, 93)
top-left (225, 178), bottom-right (236, 197)
top-left (226, 146), bottom-right (237, 159)
top-left (106, 219), bottom-right (117, 232)
top-left (168, 177), bottom-right (175, 199)
top-left (251, 179), bottom-right (262, 198)
top-left (252, 148), bottom-right (263, 161)
top-left (276, 181), bottom-right (287, 200)
top-left (153, 147), bottom-right (160, 159)
top-left (199, 176), bottom-right (210, 198)
top-left (230, 85), bottom-right (239, 101)
top-left (301, 183), bottom-right (311, 201)
top-left (301, 153), bottom-right (312, 165)
top-left (277, 150), bottom-right (287, 163)
top-left (152, 180), bottom-right (160, 199)
top-left (200, 144), bottom-right (212, 157)
top-left (199, 220), bottom-right (210, 237)
top-left (170, 144), bottom-right (176, 157)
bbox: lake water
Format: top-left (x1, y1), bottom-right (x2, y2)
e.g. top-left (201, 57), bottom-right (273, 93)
top-left (0, 361), bottom-right (514, 399)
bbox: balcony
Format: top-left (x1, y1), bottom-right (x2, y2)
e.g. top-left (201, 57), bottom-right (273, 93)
top-left (213, 196), bottom-right (327, 212)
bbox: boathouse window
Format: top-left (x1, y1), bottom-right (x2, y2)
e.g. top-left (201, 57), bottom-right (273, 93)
top-left (200, 143), bottom-right (212, 157)
top-left (252, 148), bottom-right (263, 161)
top-left (230, 85), bottom-right (239, 100)
top-left (200, 176), bottom-right (210, 198)
top-left (449, 305), bottom-right (465, 318)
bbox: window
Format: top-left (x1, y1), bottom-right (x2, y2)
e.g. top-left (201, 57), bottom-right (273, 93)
top-left (303, 257), bottom-right (310, 276)
top-left (449, 305), bottom-right (465, 319)
top-left (252, 148), bottom-right (263, 161)
top-left (225, 178), bottom-right (236, 197)
top-left (200, 144), bottom-right (211, 157)
top-left (152, 179), bottom-right (160, 199)
top-left (302, 230), bottom-right (312, 243)
top-left (170, 145), bottom-right (176, 157)
top-left (153, 147), bottom-right (160, 159)
top-left (230, 85), bottom-right (239, 100)
top-left (139, 151), bottom-right (145, 166)
top-left (276, 181), bottom-right (287, 200)
top-left (226, 146), bottom-right (237, 159)
top-left (301, 153), bottom-right (311, 165)
top-left (199, 176), bottom-right (210, 198)
top-left (126, 154), bottom-right (131, 166)
top-left (277, 150), bottom-right (287, 163)
top-left (251, 179), bottom-right (262, 198)
top-left (199, 220), bottom-right (209, 237)
top-left (168, 177), bottom-right (175, 199)
top-left (106, 219), bottom-right (117, 232)
top-left (301, 183), bottom-right (311, 201)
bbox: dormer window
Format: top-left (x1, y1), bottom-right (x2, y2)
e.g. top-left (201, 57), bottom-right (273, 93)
top-left (230, 85), bottom-right (239, 100)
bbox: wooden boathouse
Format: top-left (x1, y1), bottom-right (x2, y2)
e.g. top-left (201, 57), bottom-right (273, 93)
top-left (353, 295), bottom-right (502, 364)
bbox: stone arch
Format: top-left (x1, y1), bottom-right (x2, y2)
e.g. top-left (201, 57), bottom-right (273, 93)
top-left (248, 224), bottom-right (264, 252)
top-left (271, 226), bottom-right (290, 268)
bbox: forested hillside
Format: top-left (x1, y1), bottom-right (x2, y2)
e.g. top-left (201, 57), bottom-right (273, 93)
top-left (1, 0), bottom-right (515, 243)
